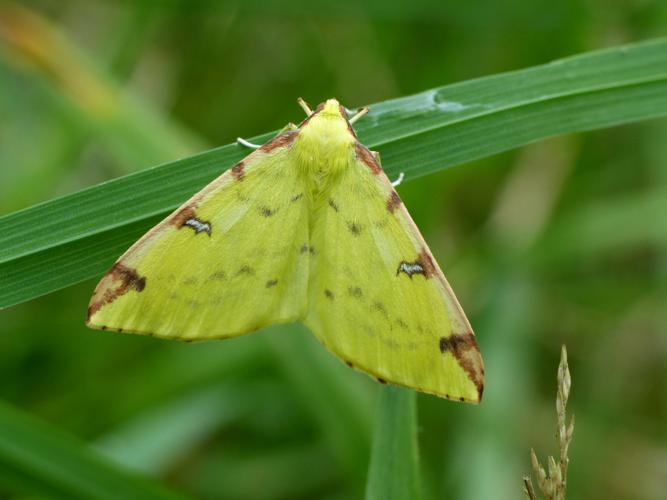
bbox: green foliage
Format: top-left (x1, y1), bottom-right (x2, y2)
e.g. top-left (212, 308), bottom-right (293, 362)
top-left (366, 388), bottom-right (421, 500)
top-left (1, 38), bottom-right (666, 309)
top-left (1, 2), bottom-right (666, 499)
top-left (0, 400), bottom-right (188, 499)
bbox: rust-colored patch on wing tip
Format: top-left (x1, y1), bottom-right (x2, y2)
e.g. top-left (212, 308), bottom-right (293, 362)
top-left (170, 206), bottom-right (196, 227)
top-left (259, 130), bottom-right (298, 152)
top-left (87, 263), bottom-right (146, 320)
top-left (439, 333), bottom-right (484, 399)
top-left (387, 191), bottom-right (402, 213)
top-left (231, 161), bottom-right (245, 181)
top-left (354, 142), bottom-right (382, 174)
top-left (418, 248), bottom-right (437, 278)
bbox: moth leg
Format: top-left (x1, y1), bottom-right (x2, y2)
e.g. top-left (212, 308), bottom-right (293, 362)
top-left (236, 137), bottom-right (261, 149)
top-left (391, 172), bottom-right (405, 187)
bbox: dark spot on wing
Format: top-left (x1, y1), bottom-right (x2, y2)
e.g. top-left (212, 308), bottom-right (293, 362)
top-left (231, 161), bottom-right (245, 181)
top-left (299, 244), bottom-right (315, 255)
top-left (354, 142), bottom-right (382, 174)
top-left (348, 286), bottom-right (363, 298)
top-left (376, 377), bottom-right (388, 384)
top-left (236, 265), bottom-right (254, 276)
top-left (395, 318), bottom-right (409, 330)
top-left (371, 301), bottom-right (388, 317)
top-left (259, 130), bottom-right (298, 152)
top-left (347, 221), bottom-right (363, 236)
top-left (209, 270), bottom-right (226, 281)
top-left (387, 191), bottom-right (402, 213)
top-left (439, 334), bottom-right (473, 354)
top-left (345, 360), bottom-right (354, 368)
top-left (291, 193), bottom-right (303, 202)
top-left (328, 199), bottom-right (339, 212)
top-left (235, 188), bottom-right (250, 202)
top-left (324, 289), bottom-right (335, 300)
top-left (260, 206), bottom-right (276, 217)
top-left (266, 279), bottom-right (278, 288)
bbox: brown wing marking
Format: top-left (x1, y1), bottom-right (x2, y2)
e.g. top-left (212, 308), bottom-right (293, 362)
top-left (439, 333), bottom-right (484, 397)
top-left (87, 264), bottom-right (146, 321)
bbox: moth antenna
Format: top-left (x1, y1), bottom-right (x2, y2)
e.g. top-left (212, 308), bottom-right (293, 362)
top-left (297, 97), bottom-right (313, 116)
top-left (237, 137), bottom-right (261, 149)
top-left (349, 106), bottom-right (369, 124)
top-left (391, 172), bottom-right (405, 187)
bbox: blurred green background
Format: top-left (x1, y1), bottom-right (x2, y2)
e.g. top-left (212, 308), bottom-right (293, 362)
top-left (1, 1), bottom-right (666, 499)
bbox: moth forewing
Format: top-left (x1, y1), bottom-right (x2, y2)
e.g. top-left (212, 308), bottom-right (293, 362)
top-left (87, 98), bottom-right (483, 402)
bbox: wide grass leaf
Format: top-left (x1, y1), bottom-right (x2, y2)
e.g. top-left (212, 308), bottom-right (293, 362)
top-left (1, 38), bottom-right (666, 307)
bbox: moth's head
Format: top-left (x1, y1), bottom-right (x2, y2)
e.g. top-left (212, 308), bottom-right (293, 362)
top-left (317, 98), bottom-right (347, 120)
top-left (295, 98), bottom-right (356, 176)
top-left (299, 98), bottom-right (352, 130)
top-left (298, 98), bottom-right (355, 142)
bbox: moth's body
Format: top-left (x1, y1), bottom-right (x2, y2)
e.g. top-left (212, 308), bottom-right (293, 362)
top-left (297, 102), bottom-right (352, 170)
top-left (87, 99), bottom-right (485, 402)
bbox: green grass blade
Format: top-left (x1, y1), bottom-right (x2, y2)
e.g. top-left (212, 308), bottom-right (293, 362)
top-left (1, 38), bottom-right (666, 308)
top-left (365, 387), bottom-right (421, 500)
top-left (0, 399), bottom-right (189, 500)
top-left (267, 324), bottom-right (373, 491)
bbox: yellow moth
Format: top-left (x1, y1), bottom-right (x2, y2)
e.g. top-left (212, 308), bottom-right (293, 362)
top-left (87, 98), bottom-right (484, 403)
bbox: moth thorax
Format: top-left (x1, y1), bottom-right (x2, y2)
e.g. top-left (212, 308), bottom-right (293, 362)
top-left (295, 113), bottom-right (355, 179)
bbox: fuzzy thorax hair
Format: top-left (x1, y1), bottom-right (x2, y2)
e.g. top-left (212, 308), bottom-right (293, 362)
top-left (293, 99), bottom-right (356, 188)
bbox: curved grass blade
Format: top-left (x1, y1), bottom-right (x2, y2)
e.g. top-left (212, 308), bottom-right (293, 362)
top-left (1, 38), bottom-right (666, 308)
